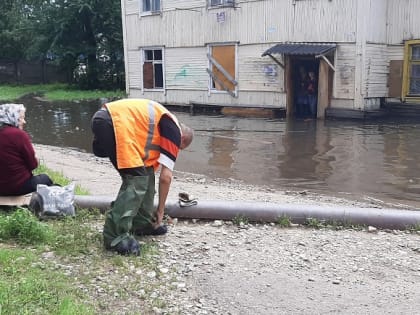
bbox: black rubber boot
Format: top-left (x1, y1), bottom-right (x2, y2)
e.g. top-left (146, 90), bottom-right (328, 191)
top-left (134, 225), bottom-right (168, 236)
top-left (105, 237), bottom-right (140, 256)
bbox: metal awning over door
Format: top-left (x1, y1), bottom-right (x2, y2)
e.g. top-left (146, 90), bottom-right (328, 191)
top-left (262, 43), bottom-right (336, 57)
top-left (261, 43), bottom-right (336, 71)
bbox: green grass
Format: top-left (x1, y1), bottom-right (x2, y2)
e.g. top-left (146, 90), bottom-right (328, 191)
top-left (34, 163), bottom-right (89, 195)
top-left (0, 247), bottom-right (94, 315)
top-left (44, 87), bottom-right (126, 102)
top-left (0, 83), bottom-right (126, 102)
top-left (409, 223), bottom-right (420, 232)
top-left (0, 84), bottom-right (57, 101)
top-left (0, 208), bottom-right (53, 244)
top-left (0, 163), bottom-right (169, 314)
top-left (305, 217), bottom-right (323, 229)
top-left (232, 214), bottom-right (249, 226)
top-left (277, 214), bottom-right (291, 227)
top-left (0, 207), bottom-right (99, 314)
top-left (0, 206), bottom-right (164, 314)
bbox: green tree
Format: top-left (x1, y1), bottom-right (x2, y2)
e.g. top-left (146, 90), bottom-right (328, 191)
top-left (0, 0), bottom-right (42, 81)
top-left (0, 0), bottom-right (124, 89)
top-left (48, 0), bottom-right (124, 89)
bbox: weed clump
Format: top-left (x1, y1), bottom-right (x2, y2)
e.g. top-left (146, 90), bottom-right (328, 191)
top-left (277, 214), bottom-right (291, 227)
top-left (233, 214), bottom-right (249, 226)
top-left (0, 207), bottom-right (53, 244)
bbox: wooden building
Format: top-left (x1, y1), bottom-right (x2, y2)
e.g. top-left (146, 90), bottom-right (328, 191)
top-left (120, 0), bottom-right (420, 119)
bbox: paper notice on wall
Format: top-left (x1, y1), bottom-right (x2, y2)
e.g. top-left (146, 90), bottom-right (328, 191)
top-left (217, 12), bottom-right (225, 23)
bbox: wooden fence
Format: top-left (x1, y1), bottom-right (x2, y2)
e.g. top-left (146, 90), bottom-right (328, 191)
top-left (0, 59), bottom-right (68, 84)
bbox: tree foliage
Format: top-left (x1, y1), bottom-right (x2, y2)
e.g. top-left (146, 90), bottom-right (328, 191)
top-left (0, 0), bottom-right (124, 90)
top-left (0, 0), bottom-right (38, 61)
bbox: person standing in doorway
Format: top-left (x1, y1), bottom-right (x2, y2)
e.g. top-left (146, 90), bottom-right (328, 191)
top-left (91, 98), bottom-right (194, 256)
top-left (296, 66), bottom-right (309, 117)
top-left (307, 71), bottom-right (318, 118)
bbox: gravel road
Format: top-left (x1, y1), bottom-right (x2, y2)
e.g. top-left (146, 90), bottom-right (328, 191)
top-left (34, 144), bottom-right (420, 315)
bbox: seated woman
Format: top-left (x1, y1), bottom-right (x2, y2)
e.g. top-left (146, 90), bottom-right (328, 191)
top-left (0, 103), bottom-right (53, 196)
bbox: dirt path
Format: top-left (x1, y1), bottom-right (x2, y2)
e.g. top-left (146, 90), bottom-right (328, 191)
top-left (34, 144), bottom-right (420, 315)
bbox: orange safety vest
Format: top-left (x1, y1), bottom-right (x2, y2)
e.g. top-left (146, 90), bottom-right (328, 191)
top-left (105, 99), bottom-right (180, 170)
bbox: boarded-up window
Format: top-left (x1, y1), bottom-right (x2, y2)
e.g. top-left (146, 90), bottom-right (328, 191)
top-left (208, 45), bottom-right (236, 94)
top-left (143, 49), bottom-right (163, 89)
top-left (388, 60), bottom-right (403, 98)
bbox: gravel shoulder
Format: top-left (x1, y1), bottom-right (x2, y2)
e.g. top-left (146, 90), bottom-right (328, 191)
top-left (34, 144), bottom-right (420, 315)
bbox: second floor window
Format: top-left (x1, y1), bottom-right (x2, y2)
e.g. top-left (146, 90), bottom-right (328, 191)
top-left (142, 0), bottom-right (160, 12)
top-left (210, 0), bottom-right (234, 7)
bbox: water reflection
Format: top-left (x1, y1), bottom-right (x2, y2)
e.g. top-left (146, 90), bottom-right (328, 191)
top-left (26, 99), bottom-right (97, 152)
top-left (278, 120), bottom-right (330, 183)
top-left (21, 98), bottom-right (420, 205)
top-left (208, 129), bottom-right (236, 178)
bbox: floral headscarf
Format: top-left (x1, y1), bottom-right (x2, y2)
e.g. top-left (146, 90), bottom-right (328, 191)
top-left (0, 103), bottom-right (25, 127)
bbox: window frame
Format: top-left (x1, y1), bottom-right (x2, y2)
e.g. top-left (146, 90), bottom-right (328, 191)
top-left (140, 0), bottom-right (161, 16)
top-left (141, 47), bottom-right (165, 91)
top-left (402, 39), bottom-right (420, 101)
top-left (209, 0), bottom-right (235, 8)
top-left (207, 43), bottom-right (238, 97)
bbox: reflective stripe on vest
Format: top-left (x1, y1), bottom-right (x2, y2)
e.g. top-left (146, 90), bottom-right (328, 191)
top-left (144, 101), bottom-right (160, 161)
top-left (106, 99), bottom-right (180, 170)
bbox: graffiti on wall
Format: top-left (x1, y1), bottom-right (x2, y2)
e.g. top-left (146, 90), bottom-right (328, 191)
top-left (263, 64), bottom-right (278, 83)
top-left (168, 64), bottom-right (205, 87)
top-left (174, 65), bottom-right (190, 80)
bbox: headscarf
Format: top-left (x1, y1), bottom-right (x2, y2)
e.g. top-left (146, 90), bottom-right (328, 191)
top-left (0, 103), bottom-right (25, 127)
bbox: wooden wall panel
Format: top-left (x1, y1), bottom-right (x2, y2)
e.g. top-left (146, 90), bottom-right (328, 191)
top-left (387, 0), bottom-right (420, 44)
top-left (364, 44), bottom-right (388, 97)
top-left (165, 47), bottom-right (208, 90)
top-left (238, 44), bottom-right (283, 92)
top-left (388, 60), bottom-right (403, 98)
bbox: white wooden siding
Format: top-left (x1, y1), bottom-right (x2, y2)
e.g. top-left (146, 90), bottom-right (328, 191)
top-left (124, 0), bottom-right (420, 47)
top-left (387, 45), bottom-right (404, 61)
top-left (121, 0), bottom-right (419, 110)
top-left (289, 0), bottom-right (357, 43)
top-left (334, 44), bottom-right (356, 99)
top-left (125, 0), bottom-right (139, 15)
top-left (238, 44), bottom-right (283, 92)
top-left (131, 88), bottom-right (286, 108)
top-left (364, 44), bottom-right (388, 98)
top-left (387, 0), bottom-right (420, 44)
top-left (127, 50), bottom-right (142, 90)
top-left (123, 0), bottom-right (360, 48)
top-left (125, 15), bottom-right (141, 49)
top-left (365, 0), bottom-right (388, 43)
top-left (165, 47), bottom-right (208, 90)
top-left (163, 0), bottom-right (205, 11)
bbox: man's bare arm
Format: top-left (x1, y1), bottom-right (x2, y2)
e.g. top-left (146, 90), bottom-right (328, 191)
top-left (156, 165), bottom-right (172, 226)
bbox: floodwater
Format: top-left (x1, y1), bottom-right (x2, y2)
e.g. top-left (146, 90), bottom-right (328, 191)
top-left (22, 98), bottom-right (420, 207)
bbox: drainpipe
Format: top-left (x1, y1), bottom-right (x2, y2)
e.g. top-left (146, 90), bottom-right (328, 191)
top-left (74, 195), bottom-right (420, 230)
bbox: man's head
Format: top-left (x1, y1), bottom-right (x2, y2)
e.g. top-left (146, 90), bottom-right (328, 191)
top-left (180, 123), bottom-right (194, 150)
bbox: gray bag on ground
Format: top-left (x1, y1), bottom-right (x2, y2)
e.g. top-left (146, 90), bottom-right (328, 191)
top-left (29, 183), bottom-right (75, 218)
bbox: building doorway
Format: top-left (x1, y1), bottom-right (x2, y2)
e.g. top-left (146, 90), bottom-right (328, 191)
top-left (285, 55), bottom-right (334, 120)
top-left (262, 43), bottom-right (336, 119)
top-left (291, 58), bottom-right (320, 119)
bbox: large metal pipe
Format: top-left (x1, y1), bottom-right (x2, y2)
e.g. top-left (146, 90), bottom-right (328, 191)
top-left (74, 195), bottom-right (420, 230)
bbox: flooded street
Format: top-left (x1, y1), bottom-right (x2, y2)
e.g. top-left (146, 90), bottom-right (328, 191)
top-left (23, 99), bottom-right (420, 207)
